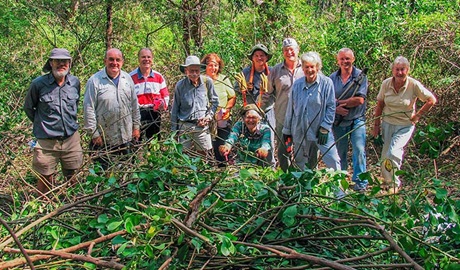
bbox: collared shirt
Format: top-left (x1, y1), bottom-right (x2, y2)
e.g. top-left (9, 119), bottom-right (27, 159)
top-left (378, 76), bottom-right (435, 125)
top-left (170, 75), bottom-right (219, 131)
top-left (262, 60), bottom-right (303, 127)
top-left (330, 66), bottom-right (368, 126)
top-left (225, 121), bottom-right (271, 164)
top-left (83, 68), bottom-right (141, 146)
top-left (283, 73), bottom-right (336, 145)
top-left (234, 65), bottom-right (272, 105)
top-left (129, 67), bottom-right (170, 110)
top-left (24, 73), bottom-right (80, 139)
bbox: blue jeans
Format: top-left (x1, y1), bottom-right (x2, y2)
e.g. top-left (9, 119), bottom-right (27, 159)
top-left (333, 118), bottom-right (367, 188)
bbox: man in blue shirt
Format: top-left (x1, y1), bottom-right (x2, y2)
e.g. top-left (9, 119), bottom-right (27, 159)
top-left (330, 48), bottom-right (368, 191)
top-left (24, 48), bottom-right (83, 194)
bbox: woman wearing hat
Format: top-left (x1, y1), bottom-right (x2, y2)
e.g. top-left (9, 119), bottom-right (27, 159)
top-left (170, 55), bottom-right (219, 157)
top-left (219, 104), bottom-right (272, 165)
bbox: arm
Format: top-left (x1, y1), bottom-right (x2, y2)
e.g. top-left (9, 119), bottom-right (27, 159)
top-left (261, 71), bottom-right (275, 111)
top-left (130, 80), bottom-right (141, 140)
top-left (159, 74), bottom-right (170, 109)
top-left (410, 96), bottom-right (436, 124)
top-left (23, 83), bottom-right (38, 122)
top-left (372, 100), bottom-right (385, 137)
top-left (83, 78), bottom-right (100, 140)
top-left (170, 85), bottom-right (180, 132)
top-left (282, 85), bottom-right (294, 136)
top-left (321, 81), bottom-right (336, 132)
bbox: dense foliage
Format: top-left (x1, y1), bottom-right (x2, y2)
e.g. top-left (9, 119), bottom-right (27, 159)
top-left (0, 0), bottom-right (459, 269)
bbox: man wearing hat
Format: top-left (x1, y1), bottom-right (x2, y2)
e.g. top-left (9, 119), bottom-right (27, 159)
top-left (262, 38), bottom-right (318, 171)
top-left (170, 55), bottom-right (219, 157)
top-left (235, 43), bottom-right (275, 164)
top-left (219, 104), bottom-right (272, 165)
top-left (24, 48), bottom-right (83, 194)
top-left (84, 48), bottom-right (141, 169)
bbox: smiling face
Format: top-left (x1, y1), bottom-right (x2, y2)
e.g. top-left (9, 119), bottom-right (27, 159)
top-left (104, 48), bottom-right (124, 78)
top-left (50, 59), bottom-right (70, 79)
top-left (138, 49), bottom-right (153, 73)
top-left (337, 50), bottom-right (355, 71)
top-left (205, 58), bottom-right (219, 80)
top-left (302, 61), bottom-right (319, 83)
top-left (185, 65), bottom-right (202, 84)
top-left (392, 63), bottom-right (409, 82)
top-left (283, 46), bottom-right (299, 63)
top-left (251, 50), bottom-right (269, 70)
top-left (244, 110), bottom-right (261, 131)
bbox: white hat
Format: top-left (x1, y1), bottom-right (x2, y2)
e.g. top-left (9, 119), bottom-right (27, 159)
top-left (179, 55), bottom-right (206, 73)
top-left (282, 38), bottom-right (299, 48)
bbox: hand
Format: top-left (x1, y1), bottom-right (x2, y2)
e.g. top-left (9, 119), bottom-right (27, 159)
top-left (197, 115), bottom-right (211, 127)
top-left (132, 129), bottom-right (140, 141)
top-left (256, 148), bottom-right (268, 159)
top-left (317, 127), bottom-right (329, 145)
top-left (219, 145), bottom-right (231, 157)
top-left (222, 108), bottom-right (231, 120)
top-left (336, 103), bottom-right (349, 116)
top-left (92, 136), bottom-right (103, 146)
top-left (235, 72), bottom-right (247, 93)
top-left (260, 73), bottom-right (268, 93)
top-left (410, 113), bottom-right (421, 124)
top-left (373, 135), bottom-right (384, 147)
top-left (372, 124), bottom-right (381, 138)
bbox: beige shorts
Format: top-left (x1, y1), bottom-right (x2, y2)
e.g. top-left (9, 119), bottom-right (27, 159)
top-left (32, 131), bottom-right (83, 175)
top-left (178, 122), bottom-right (213, 151)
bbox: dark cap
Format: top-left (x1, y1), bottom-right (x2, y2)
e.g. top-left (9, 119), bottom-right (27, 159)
top-left (42, 48), bottom-right (72, 72)
top-left (240, 103), bottom-right (265, 118)
top-left (247, 44), bottom-right (272, 61)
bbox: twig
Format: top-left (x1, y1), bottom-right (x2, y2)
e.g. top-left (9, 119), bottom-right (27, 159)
top-left (184, 178), bottom-right (221, 227)
top-left (158, 247), bottom-right (178, 270)
top-left (0, 216), bottom-right (35, 270)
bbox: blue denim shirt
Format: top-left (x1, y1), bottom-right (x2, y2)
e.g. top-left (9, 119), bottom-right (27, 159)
top-left (283, 73), bottom-right (336, 146)
top-left (24, 73), bottom-right (80, 139)
top-left (330, 66), bottom-right (368, 126)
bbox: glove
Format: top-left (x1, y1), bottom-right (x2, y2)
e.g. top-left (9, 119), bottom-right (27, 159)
top-left (235, 72), bottom-right (247, 93)
top-left (317, 127), bottom-right (329, 145)
top-left (260, 73), bottom-right (268, 93)
top-left (283, 134), bottom-right (293, 153)
top-left (256, 148), bottom-right (268, 159)
top-left (373, 135), bottom-right (384, 147)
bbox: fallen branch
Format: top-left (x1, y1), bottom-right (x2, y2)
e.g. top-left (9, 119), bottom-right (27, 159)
top-left (0, 216), bottom-right (35, 270)
top-left (184, 177), bottom-right (221, 228)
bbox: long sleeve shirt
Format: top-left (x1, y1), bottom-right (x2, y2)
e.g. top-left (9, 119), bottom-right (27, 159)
top-left (170, 75), bottom-right (219, 131)
top-left (234, 65), bottom-right (272, 106)
top-left (283, 73), bottom-right (336, 146)
top-left (330, 66), bottom-right (368, 126)
top-left (24, 73), bottom-right (80, 139)
top-left (83, 68), bottom-right (141, 146)
top-left (225, 121), bottom-right (271, 164)
top-left (262, 60), bottom-right (303, 128)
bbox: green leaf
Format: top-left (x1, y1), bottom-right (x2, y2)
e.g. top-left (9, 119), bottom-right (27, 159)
top-left (116, 242), bottom-right (129, 255)
top-left (107, 221), bottom-right (123, 231)
top-left (435, 188), bottom-right (448, 199)
top-left (97, 214), bottom-right (109, 224)
top-left (125, 218), bottom-right (134, 233)
top-left (282, 205), bottom-right (298, 227)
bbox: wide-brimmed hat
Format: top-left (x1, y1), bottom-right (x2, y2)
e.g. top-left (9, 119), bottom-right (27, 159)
top-left (240, 104), bottom-right (265, 118)
top-left (42, 48), bottom-right (72, 72)
top-left (180, 55), bottom-right (206, 73)
top-left (247, 44), bottom-right (272, 61)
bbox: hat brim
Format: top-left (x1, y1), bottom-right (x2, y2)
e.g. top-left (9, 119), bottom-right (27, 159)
top-left (180, 64), bottom-right (207, 73)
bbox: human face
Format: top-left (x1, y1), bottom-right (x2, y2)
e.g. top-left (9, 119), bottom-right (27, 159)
top-left (50, 59), bottom-right (70, 79)
top-left (185, 65), bottom-right (202, 84)
top-left (104, 49), bottom-right (124, 78)
top-left (244, 111), bottom-right (260, 131)
top-left (205, 59), bottom-right (219, 79)
top-left (302, 61), bottom-right (318, 83)
top-left (337, 51), bottom-right (355, 71)
top-left (138, 49), bottom-right (153, 72)
top-left (283, 46), bottom-right (299, 63)
top-left (251, 50), bottom-right (268, 69)
top-left (392, 63), bottom-right (409, 81)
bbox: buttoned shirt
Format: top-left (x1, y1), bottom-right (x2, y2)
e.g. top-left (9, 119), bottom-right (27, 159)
top-left (330, 66), bottom-right (368, 126)
top-left (170, 75), bottom-right (219, 131)
top-left (262, 60), bottom-right (303, 127)
top-left (83, 68), bottom-right (141, 146)
top-left (24, 73), bottom-right (80, 139)
top-left (283, 73), bottom-right (336, 145)
top-left (377, 76), bottom-right (435, 125)
top-left (225, 121), bottom-right (271, 164)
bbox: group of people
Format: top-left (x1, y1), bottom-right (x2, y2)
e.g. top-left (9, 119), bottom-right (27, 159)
top-left (24, 40), bottom-right (436, 195)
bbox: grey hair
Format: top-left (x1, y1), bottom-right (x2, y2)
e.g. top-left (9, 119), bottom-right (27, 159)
top-left (337, 48), bottom-right (354, 58)
top-left (300, 51), bottom-right (322, 70)
top-left (138, 48), bottom-right (153, 57)
top-left (391, 55), bottom-right (410, 70)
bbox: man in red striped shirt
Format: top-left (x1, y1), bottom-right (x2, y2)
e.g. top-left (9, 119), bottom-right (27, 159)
top-left (130, 48), bottom-right (170, 140)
